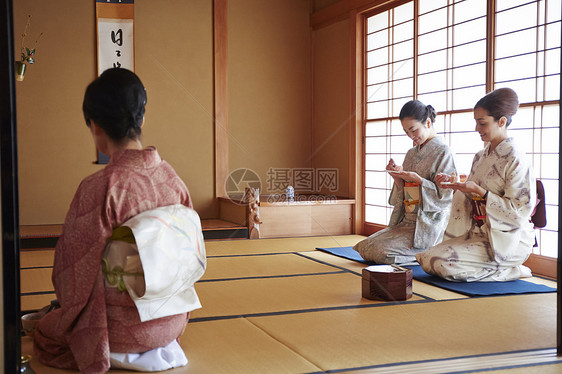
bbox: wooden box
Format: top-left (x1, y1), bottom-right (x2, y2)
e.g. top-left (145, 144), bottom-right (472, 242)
top-left (362, 265), bottom-right (412, 301)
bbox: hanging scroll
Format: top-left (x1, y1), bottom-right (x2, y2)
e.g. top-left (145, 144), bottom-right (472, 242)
top-left (96, 0), bottom-right (135, 74)
top-left (95, 0), bottom-right (135, 163)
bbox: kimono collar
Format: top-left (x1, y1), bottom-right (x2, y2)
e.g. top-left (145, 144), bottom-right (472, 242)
top-left (416, 136), bottom-right (439, 151)
top-left (484, 137), bottom-right (513, 156)
top-left (108, 146), bottom-right (162, 169)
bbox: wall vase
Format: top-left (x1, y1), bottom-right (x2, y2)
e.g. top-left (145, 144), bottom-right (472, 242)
top-left (15, 60), bottom-right (26, 81)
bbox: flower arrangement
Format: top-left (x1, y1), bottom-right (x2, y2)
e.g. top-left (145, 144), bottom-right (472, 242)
top-left (16, 15), bottom-right (43, 81)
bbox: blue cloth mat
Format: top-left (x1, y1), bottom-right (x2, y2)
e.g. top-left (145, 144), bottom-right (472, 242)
top-left (316, 246), bottom-right (556, 297)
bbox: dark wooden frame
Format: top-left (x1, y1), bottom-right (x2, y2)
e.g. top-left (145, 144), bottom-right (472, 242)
top-left (0, 0), bottom-right (21, 372)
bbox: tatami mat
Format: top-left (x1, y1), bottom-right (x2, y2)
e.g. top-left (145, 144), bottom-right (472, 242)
top-left (21, 235), bottom-right (561, 373)
top-left (204, 234), bottom-right (366, 256)
top-left (202, 252), bottom-right (340, 280)
top-left (192, 272), bottom-right (427, 321)
top-left (177, 318), bottom-right (321, 374)
top-left (248, 293), bottom-right (557, 372)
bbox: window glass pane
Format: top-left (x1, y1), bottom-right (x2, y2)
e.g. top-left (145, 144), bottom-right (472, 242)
top-left (367, 83), bottom-right (388, 103)
top-left (510, 129), bottom-right (534, 154)
top-left (418, 71), bottom-right (447, 94)
top-left (390, 134), bottom-right (412, 152)
top-left (367, 29), bottom-right (389, 51)
top-left (365, 171), bottom-right (384, 188)
top-left (389, 119), bottom-right (403, 135)
top-left (365, 136), bottom-right (386, 154)
top-left (391, 59), bottom-right (413, 80)
top-left (393, 20), bottom-right (413, 44)
top-left (366, 101), bottom-right (388, 120)
top-left (365, 154), bottom-right (387, 170)
top-left (365, 205), bottom-right (390, 225)
top-left (541, 179), bottom-right (558, 205)
top-left (393, 78), bottom-right (414, 99)
top-left (393, 2), bottom-right (413, 24)
top-left (453, 40), bottom-right (486, 67)
top-left (450, 132), bottom-right (480, 153)
top-left (367, 12), bottom-right (388, 34)
top-left (453, 63), bottom-right (485, 89)
top-left (450, 112), bottom-right (476, 132)
top-left (419, 49), bottom-right (448, 74)
top-left (541, 127), bottom-right (560, 153)
top-left (365, 187), bottom-right (387, 205)
top-left (546, 21), bottom-right (561, 49)
top-left (545, 206), bottom-right (559, 232)
top-left (418, 29), bottom-right (447, 54)
top-left (419, 0), bottom-right (448, 14)
top-left (365, 171), bottom-right (388, 189)
top-left (542, 105), bottom-right (559, 127)
top-left (540, 153), bottom-right (559, 179)
top-left (453, 0), bottom-right (486, 24)
top-left (367, 65), bottom-right (388, 85)
top-left (393, 40), bottom-right (414, 61)
top-left (495, 54), bottom-right (537, 82)
top-left (537, 230), bottom-right (557, 257)
top-left (496, 3), bottom-right (538, 34)
top-left (367, 47), bottom-right (388, 68)
top-left (365, 121), bottom-right (386, 137)
top-left (495, 79), bottom-right (537, 103)
top-left (417, 92), bottom-right (447, 112)
top-left (453, 17), bottom-right (486, 45)
top-left (496, 29), bottom-right (537, 58)
top-left (497, 0), bottom-right (533, 11)
top-left (547, 0), bottom-right (562, 22)
top-left (545, 75), bottom-right (561, 101)
top-left (419, 7), bottom-right (447, 34)
top-left (546, 48), bottom-right (561, 75)
top-left (452, 85), bottom-right (486, 110)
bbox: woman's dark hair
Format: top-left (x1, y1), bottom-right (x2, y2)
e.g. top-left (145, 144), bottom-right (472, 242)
top-left (82, 68), bottom-right (146, 141)
top-left (399, 100), bottom-right (437, 124)
top-left (474, 87), bottom-right (518, 127)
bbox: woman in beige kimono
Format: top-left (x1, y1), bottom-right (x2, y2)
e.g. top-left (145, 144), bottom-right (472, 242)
top-left (417, 88), bottom-right (535, 281)
top-left (353, 100), bottom-right (456, 264)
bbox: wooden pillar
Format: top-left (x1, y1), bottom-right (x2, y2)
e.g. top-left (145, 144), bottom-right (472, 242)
top-left (214, 0), bottom-right (229, 198)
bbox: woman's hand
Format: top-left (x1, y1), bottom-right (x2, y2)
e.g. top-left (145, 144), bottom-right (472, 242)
top-left (386, 158), bottom-right (403, 172)
top-left (435, 173), bottom-right (451, 188)
top-left (392, 170), bottom-right (423, 184)
top-left (387, 167), bottom-right (423, 185)
top-left (439, 179), bottom-right (487, 198)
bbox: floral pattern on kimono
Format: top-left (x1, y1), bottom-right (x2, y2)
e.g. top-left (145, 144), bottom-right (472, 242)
top-left (416, 138), bottom-right (536, 281)
top-left (33, 147), bottom-right (193, 373)
top-left (354, 137), bottom-right (456, 264)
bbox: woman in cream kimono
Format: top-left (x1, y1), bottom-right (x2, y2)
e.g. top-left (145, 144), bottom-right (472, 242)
top-left (353, 100), bottom-right (456, 264)
top-left (417, 88), bottom-right (535, 282)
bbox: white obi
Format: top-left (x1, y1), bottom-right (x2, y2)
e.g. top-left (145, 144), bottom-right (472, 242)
top-left (102, 204), bottom-right (206, 322)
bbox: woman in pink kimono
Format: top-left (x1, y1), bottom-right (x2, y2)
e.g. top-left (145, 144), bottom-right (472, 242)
top-left (353, 100), bottom-right (456, 264)
top-left (417, 88), bottom-right (535, 282)
top-left (34, 68), bottom-right (194, 373)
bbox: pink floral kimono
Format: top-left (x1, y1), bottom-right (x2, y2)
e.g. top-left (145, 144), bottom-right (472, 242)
top-left (34, 147), bottom-right (193, 373)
